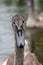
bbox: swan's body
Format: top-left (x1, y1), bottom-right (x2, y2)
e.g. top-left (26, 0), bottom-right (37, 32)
top-left (1, 39), bottom-right (41, 65)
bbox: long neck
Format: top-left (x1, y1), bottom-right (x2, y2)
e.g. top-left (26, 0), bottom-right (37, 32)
top-left (29, 6), bottom-right (35, 18)
top-left (29, 7), bottom-right (32, 17)
top-left (15, 44), bottom-right (24, 65)
top-left (14, 31), bottom-right (24, 65)
top-left (28, 0), bottom-right (34, 17)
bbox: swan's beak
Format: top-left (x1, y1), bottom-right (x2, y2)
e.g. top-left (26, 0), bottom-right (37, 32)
top-left (16, 29), bottom-right (25, 48)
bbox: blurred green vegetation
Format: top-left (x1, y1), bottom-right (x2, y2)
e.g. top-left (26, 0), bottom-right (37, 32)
top-left (16, 0), bottom-right (26, 6)
top-left (38, 0), bottom-right (43, 12)
top-left (4, 0), bottom-right (27, 6)
top-left (32, 30), bottom-right (43, 64)
top-left (4, 0), bottom-right (12, 5)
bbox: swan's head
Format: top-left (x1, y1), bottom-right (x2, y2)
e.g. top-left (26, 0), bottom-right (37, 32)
top-left (12, 15), bottom-right (26, 48)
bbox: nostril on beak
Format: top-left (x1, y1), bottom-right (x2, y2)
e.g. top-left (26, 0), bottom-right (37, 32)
top-left (19, 43), bottom-right (24, 48)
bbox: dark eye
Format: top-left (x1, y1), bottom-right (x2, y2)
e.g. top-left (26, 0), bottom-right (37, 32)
top-left (23, 21), bottom-right (24, 23)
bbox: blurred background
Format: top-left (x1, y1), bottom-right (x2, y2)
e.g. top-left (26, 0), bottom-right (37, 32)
top-left (0, 0), bottom-right (43, 64)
